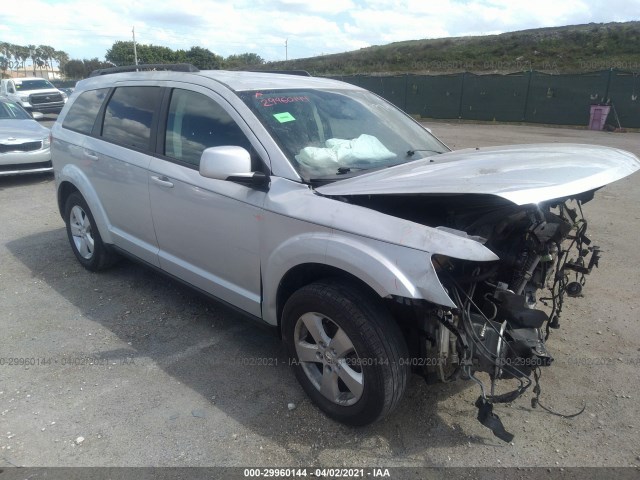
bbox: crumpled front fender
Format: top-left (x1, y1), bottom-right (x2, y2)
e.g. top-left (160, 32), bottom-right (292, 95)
top-left (262, 227), bottom-right (497, 326)
top-left (261, 178), bottom-right (500, 325)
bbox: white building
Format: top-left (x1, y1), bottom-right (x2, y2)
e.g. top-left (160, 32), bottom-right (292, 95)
top-left (4, 65), bottom-right (62, 80)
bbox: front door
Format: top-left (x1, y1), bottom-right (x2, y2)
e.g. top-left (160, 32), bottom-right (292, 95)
top-left (148, 87), bottom-right (267, 317)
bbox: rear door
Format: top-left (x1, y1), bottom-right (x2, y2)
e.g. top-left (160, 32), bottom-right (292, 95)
top-left (83, 85), bottom-right (161, 265)
top-left (148, 85), bottom-right (268, 317)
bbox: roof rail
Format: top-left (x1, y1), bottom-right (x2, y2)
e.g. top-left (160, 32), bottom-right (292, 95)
top-left (249, 70), bottom-right (312, 77)
top-left (89, 63), bottom-right (200, 77)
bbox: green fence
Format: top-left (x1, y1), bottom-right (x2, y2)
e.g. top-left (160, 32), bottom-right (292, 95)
top-left (331, 69), bottom-right (640, 128)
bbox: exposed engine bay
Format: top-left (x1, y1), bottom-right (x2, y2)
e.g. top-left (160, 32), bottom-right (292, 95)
top-left (343, 191), bottom-right (601, 441)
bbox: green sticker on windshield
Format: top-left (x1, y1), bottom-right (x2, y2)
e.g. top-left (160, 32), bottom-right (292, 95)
top-left (273, 112), bottom-right (296, 123)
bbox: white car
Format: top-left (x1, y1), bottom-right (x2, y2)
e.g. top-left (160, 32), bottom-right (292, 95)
top-left (0, 97), bottom-right (51, 176)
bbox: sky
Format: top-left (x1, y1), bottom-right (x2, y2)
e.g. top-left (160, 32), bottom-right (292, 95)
top-left (1, 0), bottom-right (639, 64)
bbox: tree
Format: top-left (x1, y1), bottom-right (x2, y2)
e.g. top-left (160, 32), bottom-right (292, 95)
top-left (83, 58), bottom-right (114, 74)
top-left (0, 55), bottom-right (8, 78)
top-left (63, 59), bottom-right (86, 79)
top-left (0, 42), bottom-right (11, 77)
top-left (35, 46), bottom-right (47, 75)
top-left (105, 41), bottom-right (137, 66)
top-left (63, 58), bottom-right (114, 79)
top-left (224, 53), bottom-right (265, 69)
top-left (105, 41), bottom-right (223, 70)
top-left (137, 44), bottom-right (178, 64)
top-left (2, 43), bottom-right (21, 74)
top-left (0, 42), bottom-right (70, 77)
top-left (16, 45), bottom-right (30, 76)
top-left (174, 49), bottom-right (188, 63)
top-left (54, 50), bottom-right (70, 72)
top-left (28, 44), bottom-right (39, 75)
top-left (106, 41), bottom-right (181, 66)
top-left (38, 45), bottom-right (57, 78)
top-left (184, 46), bottom-right (223, 70)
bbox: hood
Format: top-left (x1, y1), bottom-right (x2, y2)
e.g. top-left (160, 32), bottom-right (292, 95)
top-left (0, 120), bottom-right (50, 142)
top-left (316, 144), bottom-right (640, 205)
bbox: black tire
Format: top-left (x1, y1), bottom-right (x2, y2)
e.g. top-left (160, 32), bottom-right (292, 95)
top-left (282, 279), bottom-right (409, 425)
top-left (64, 191), bottom-right (115, 271)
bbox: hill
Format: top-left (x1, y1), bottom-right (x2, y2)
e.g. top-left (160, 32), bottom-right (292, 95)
top-left (257, 22), bottom-right (640, 75)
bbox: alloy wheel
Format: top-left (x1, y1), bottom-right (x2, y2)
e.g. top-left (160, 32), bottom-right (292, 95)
top-left (294, 312), bottom-right (364, 406)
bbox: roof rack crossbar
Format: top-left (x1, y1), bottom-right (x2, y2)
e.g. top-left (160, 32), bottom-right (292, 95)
top-left (89, 63), bottom-right (199, 77)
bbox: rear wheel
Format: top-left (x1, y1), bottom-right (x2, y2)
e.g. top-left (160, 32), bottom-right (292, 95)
top-left (282, 280), bottom-right (409, 425)
top-left (64, 192), bottom-right (115, 271)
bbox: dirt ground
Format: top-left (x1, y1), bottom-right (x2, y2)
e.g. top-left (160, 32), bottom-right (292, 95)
top-left (1, 120), bottom-right (639, 471)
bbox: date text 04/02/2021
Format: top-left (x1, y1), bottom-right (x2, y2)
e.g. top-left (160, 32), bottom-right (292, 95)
top-left (243, 468), bottom-right (391, 477)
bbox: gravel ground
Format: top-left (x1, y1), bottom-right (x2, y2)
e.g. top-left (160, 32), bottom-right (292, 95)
top-left (1, 120), bottom-right (639, 470)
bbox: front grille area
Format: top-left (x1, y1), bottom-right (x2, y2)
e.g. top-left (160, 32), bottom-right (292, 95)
top-left (0, 141), bottom-right (43, 153)
top-left (29, 92), bottom-right (63, 105)
top-left (0, 160), bottom-right (52, 172)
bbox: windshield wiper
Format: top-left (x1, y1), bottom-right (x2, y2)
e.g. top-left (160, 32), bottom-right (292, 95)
top-left (309, 167), bottom-right (368, 183)
top-left (406, 149), bottom-right (443, 157)
top-left (337, 166), bottom-right (368, 175)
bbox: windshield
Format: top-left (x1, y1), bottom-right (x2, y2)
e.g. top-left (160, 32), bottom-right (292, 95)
top-left (0, 100), bottom-right (32, 120)
top-left (240, 88), bottom-right (449, 181)
top-left (15, 79), bottom-right (55, 91)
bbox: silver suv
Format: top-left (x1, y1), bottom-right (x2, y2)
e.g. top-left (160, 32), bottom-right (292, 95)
top-left (51, 65), bottom-right (639, 437)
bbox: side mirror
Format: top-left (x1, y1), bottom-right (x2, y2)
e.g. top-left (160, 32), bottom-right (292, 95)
top-left (200, 146), bottom-right (270, 187)
top-left (199, 146), bottom-right (253, 180)
top-left (31, 112), bottom-right (44, 120)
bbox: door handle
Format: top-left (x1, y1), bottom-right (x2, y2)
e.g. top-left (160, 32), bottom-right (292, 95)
top-left (151, 175), bottom-right (174, 188)
top-left (83, 149), bottom-right (98, 161)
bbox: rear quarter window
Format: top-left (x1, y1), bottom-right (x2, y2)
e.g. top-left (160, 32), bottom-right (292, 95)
top-left (62, 88), bottom-right (109, 134)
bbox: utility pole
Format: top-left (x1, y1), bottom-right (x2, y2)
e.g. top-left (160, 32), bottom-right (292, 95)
top-left (132, 26), bottom-right (138, 67)
top-left (285, 39), bottom-right (288, 61)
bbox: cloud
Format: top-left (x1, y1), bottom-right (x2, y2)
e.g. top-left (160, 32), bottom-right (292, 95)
top-left (1, 0), bottom-right (638, 63)
top-left (348, 0), bottom-right (595, 43)
top-left (134, 11), bottom-right (209, 28)
top-left (256, 0), bottom-right (356, 15)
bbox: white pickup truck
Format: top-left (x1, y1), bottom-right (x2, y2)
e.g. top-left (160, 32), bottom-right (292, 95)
top-left (0, 77), bottom-right (67, 114)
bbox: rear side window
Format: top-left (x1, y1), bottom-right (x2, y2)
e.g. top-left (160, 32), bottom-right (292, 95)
top-left (164, 89), bottom-right (251, 167)
top-left (102, 86), bottom-right (160, 150)
top-left (62, 88), bottom-right (109, 134)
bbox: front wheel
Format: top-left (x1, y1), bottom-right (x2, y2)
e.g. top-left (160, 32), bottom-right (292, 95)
top-left (64, 192), bottom-right (115, 271)
top-left (282, 280), bottom-right (409, 425)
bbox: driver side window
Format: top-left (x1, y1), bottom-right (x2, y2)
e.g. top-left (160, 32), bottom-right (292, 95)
top-left (164, 89), bottom-right (251, 167)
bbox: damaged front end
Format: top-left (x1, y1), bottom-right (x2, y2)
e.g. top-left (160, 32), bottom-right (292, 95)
top-left (414, 193), bottom-right (598, 441)
top-left (315, 143), bottom-right (639, 438)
